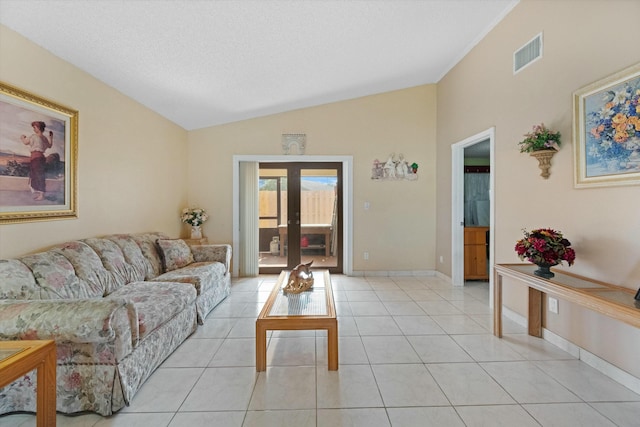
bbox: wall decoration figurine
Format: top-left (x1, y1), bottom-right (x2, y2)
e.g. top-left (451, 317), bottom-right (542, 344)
top-left (371, 158), bottom-right (384, 179)
top-left (395, 153), bottom-right (409, 177)
top-left (383, 154), bottom-right (396, 178)
top-left (372, 153), bottom-right (418, 181)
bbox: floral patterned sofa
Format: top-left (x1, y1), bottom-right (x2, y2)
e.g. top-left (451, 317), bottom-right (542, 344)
top-left (0, 232), bottom-right (232, 416)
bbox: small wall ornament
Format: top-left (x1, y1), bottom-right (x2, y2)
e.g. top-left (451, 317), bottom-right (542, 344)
top-left (518, 123), bottom-right (561, 179)
top-left (371, 153), bottom-right (418, 181)
top-left (282, 133), bottom-right (306, 155)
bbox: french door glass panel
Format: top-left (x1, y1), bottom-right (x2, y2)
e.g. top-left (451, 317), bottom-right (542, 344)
top-left (299, 168), bottom-right (338, 269)
top-left (258, 168), bottom-right (287, 270)
top-left (258, 163), bottom-right (341, 273)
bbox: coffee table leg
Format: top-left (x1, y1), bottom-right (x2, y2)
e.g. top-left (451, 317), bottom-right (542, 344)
top-left (327, 322), bottom-right (338, 370)
top-left (256, 321), bottom-right (267, 371)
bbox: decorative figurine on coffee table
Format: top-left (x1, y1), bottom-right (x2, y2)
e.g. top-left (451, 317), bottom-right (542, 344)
top-left (283, 261), bottom-right (314, 293)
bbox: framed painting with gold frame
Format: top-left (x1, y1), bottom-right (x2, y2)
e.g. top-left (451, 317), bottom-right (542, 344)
top-left (0, 82), bottom-right (78, 223)
top-left (573, 63), bottom-right (640, 188)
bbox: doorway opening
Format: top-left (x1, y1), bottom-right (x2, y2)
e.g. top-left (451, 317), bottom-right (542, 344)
top-left (258, 162), bottom-right (343, 274)
top-left (451, 128), bottom-right (495, 307)
top-left (232, 155), bottom-right (353, 278)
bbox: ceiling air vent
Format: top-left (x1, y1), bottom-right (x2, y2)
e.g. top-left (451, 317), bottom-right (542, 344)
top-left (514, 33), bottom-right (543, 74)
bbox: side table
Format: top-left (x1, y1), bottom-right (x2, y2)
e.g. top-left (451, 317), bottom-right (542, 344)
top-left (0, 340), bottom-right (56, 426)
top-left (182, 237), bottom-right (209, 245)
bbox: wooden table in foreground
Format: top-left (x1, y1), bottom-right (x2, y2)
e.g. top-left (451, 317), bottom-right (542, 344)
top-left (494, 264), bottom-right (640, 338)
top-left (256, 270), bottom-right (338, 371)
top-left (0, 340), bottom-right (56, 426)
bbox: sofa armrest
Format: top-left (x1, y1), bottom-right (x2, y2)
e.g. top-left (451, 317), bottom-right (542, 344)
top-left (0, 298), bottom-right (138, 346)
top-left (190, 244), bottom-right (232, 274)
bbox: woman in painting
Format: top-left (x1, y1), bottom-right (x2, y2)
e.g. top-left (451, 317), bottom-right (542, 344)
top-left (20, 121), bottom-right (53, 201)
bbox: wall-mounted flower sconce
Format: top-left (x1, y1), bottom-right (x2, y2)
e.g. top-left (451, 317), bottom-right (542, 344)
top-left (518, 123), bottom-right (561, 179)
top-left (530, 149), bottom-right (557, 179)
top-left (371, 153), bottom-right (418, 181)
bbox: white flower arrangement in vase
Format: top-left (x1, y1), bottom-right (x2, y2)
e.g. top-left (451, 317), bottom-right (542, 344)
top-left (181, 207), bottom-right (208, 239)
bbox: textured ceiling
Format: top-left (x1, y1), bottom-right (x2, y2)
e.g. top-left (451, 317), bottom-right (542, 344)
top-left (0, 0), bottom-right (518, 130)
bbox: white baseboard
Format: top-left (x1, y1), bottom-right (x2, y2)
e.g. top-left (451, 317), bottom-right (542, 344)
top-left (541, 328), bottom-right (580, 359)
top-left (544, 329), bottom-right (640, 395)
top-left (502, 307), bottom-right (640, 394)
top-left (435, 271), bottom-right (452, 283)
top-left (502, 306), bottom-right (527, 328)
top-left (351, 270), bottom-right (437, 277)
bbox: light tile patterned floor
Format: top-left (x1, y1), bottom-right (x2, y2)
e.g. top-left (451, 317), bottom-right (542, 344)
top-left (2, 275), bottom-right (640, 426)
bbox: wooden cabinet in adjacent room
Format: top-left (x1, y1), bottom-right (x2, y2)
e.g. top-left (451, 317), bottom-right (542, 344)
top-left (464, 226), bottom-right (489, 280)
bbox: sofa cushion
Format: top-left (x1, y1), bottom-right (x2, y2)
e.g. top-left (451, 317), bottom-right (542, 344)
top-left (83, 238), bottom-right (142, 289)
top-left (107, 282), bottom-right (196, 340)
top-left (152, 261), bottom-right (226, 296)
top-left (0, 259), bottom-right (39, 299)
top-left (18, 251), bottom-right (103, 299)
top-left (54, 241), bottom-right (119, 296)
top-left (132, 233), bottom-right (169, 279)
top-left (156, 239), bottom-right (194, 271)
top-left (106, 234), bottom-right (151, 282)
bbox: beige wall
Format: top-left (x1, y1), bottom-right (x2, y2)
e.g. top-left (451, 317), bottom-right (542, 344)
top-left (0, 25), bottom-right (189, 258)
top-left (436, 0), bottom-right (640, 378)
top-left (188, 85), bottom-right (437, 272)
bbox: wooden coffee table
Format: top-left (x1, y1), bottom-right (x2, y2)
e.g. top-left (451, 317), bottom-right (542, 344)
top-left (256, 270), bottom-right (338, 371)
top-left (0, 340), bottom-right (56, 426)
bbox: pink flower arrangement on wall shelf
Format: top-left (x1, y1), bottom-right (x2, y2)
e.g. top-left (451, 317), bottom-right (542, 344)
top-left (518, 123), bottom-right (562, 153)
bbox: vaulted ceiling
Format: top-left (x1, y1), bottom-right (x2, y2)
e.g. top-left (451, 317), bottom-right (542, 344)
top-left (0, 0), bottom-right (519, 130)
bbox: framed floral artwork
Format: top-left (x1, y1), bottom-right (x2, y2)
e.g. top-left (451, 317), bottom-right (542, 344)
top-left (0, 82), bottom-right (78, 223)
top-left (573, 63), bottom-right (640, 188)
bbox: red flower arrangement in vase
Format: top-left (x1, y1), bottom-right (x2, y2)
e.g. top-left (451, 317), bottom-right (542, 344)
top-left (514, 228), bottom-right (576, 278)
